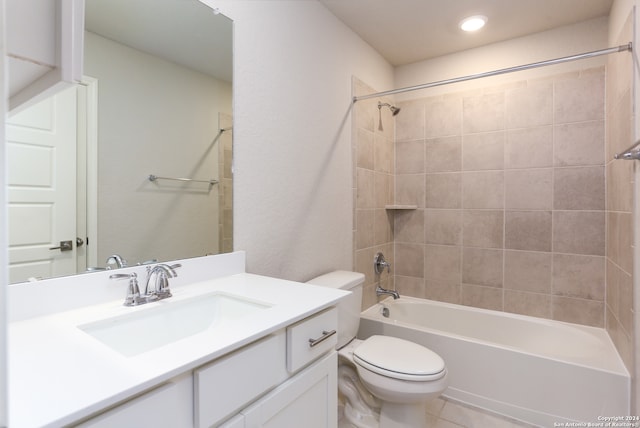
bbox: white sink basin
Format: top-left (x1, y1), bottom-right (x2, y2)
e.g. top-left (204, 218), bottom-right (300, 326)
top-left (79, 293), bottom-right (272, 357)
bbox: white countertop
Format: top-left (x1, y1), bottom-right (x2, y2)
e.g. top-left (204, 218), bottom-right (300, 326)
top-left (9, 272), bottom-right (348, 428)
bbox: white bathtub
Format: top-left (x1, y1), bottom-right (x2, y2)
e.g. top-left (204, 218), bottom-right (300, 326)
top-left (358, 297), bottom-right (629, 426)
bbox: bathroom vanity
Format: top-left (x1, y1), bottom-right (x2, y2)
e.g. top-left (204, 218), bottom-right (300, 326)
top-left (8, 252), bottom-right (348, 427)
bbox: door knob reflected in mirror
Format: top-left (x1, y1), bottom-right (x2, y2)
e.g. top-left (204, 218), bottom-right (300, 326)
top-left (49, 240), bottom-right (73, 251)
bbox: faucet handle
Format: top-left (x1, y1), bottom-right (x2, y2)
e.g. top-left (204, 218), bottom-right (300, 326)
top-left (110, 272), bottom-right (144, 306)
top-left (374, 252), bottom-right (391, 275)
top-left (167, 263), bottom-right (181, 275)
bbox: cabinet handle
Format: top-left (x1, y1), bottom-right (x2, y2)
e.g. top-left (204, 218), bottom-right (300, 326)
top-left (308, 330), bottom-right (336, 348)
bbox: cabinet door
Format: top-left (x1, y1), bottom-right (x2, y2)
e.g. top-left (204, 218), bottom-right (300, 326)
top-left (76, 373), bottom-right (193, 428)
top-left (242, 352), bottom-right (337, 428)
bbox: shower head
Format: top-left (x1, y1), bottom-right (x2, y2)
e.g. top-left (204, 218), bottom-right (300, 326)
top-left (378, 101), bottom-right (401, 116)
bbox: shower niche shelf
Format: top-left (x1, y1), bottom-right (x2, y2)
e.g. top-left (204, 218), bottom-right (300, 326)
top-left (384, 205), bottom-right (417, 210)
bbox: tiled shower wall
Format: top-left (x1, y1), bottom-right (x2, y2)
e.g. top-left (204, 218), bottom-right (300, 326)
top-left (391, 67), bottom-right (608, 328)
top-left (605, 14), bottom-right (634, 373)
top-left (353, 78), bottom-right (395, 309)
top-left (218, 113), bottom-right (233, 254)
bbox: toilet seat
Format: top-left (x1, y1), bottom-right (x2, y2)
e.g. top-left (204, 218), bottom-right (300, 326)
top-left (353, 335), bottom-right (446, 382)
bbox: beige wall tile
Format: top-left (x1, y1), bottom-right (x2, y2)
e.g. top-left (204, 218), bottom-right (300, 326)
top-left (607, 160), bottom-right (634, 212)
top-left (462, 171), bottom-right (504, 209)
top-left (505, 169), bottom-right (552, 210)
top-left (553, 211), bottom-right (605, 256)
top-left (505, 81), bottom-right (553, 129)
top-left (607, 211), bottom-right (620, 264)
top-left (504, 290), bottom-right (552, 318)
top-left (396, 99), bottom-right (425, 142)
top-left (374, 134), bottom-right (393, 174)
top-left (554, 121), bottom-right (605, 167)
top-left (374, 172), bottom-right (393, 207)
top-left (462, 247), bottom-right (503, 287)
top-left (355, 99), bottom-right (376, 132)
top-left (395, 174), bottom-right (425, 208)
top-left (356, 168), bottom-right (375, 208)
top-left (355, 247), bottom-right (376, 288)
top-left (463, 210), bottom-right (504, 248)
top-left (357, 128), bottom-right (374, 169)
top-left (355, 209), bottom-right (375, 250)
top-left (425, 244), bottom-right (461, 282)
top-left (607, 90), bottom-right (632, 161)
top-left (425, 96), bottom-right (462, 139)
top-left (617, 212), bottom-right (633, 274)
top-left (425, 209), bottom-right (462, 245)
top-left (462, 132), bottom-right (505, 171)
top-left (505, 126), bottom-right (553, 169)
top-left (425, 279), bottom-right (460, 304)
top-left (552, 254), bottom-right (605, 300)
top-left (504, 250), bottom-right (552, 293)
top-left (374, 209), bottom-right (392, 246)
top-left (394, 209), bottom-right (424, 244)
top-left (553, 166), bottom-right (605, 210)
top-left (554, 72), bottom-right (605, 124)
top-left (618, 271), bottom-right (633, 335)
top-left (396, 140), bottom-right (425, 174)
top-left (505, 211), bottom-right (552, 252)
top-left (463, 92), bottom-right (505, 133)
top-left (461, 284), bottom-right (503, 311)
top-left (395, 275), bottom-right (426, 298)
top-left (425, 173), bottom-right (461, 208)
top-left (606, 259), bottom-right (620, 315)
top-left (552, 296), bottom-right (604, 327)
top-left (395, 243), bottom-right (425, 278)
top-left (425, 136), bottom-right (462, 172)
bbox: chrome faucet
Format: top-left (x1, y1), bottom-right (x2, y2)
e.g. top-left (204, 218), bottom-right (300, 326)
top-left (109, 272), bottom-right (146, 306)
top-left (376, 284), bottom-right (400, 300)
top-left (144, 263), bottom-right (181, 300)
top-left (106, 254), bottom-right (127, 269)
top-left (109, 263), bottom-right (181, 306)
top-left (374, 252), bottom-right (400, 300)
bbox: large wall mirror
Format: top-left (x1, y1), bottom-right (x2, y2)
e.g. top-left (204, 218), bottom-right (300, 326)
top-left (6, 0), bottom-right (233, 284)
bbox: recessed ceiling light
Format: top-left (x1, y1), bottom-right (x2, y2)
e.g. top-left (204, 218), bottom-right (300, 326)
top-left (459, 15), bottom-right (487, 32)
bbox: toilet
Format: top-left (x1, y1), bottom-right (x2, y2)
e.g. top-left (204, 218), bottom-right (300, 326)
top-left (307, 271), bottom-right (448, 428)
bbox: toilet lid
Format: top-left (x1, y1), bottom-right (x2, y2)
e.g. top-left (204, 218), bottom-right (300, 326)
top-left (353, 335), bottom-right (446, 381)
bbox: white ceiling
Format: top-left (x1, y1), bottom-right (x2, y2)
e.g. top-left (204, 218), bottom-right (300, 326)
top-left (85, 0), bottom-right (233, 82)
top-left (319, 0), bottom-right (614, 66)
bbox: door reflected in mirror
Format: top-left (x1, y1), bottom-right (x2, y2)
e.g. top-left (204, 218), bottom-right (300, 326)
top-left (7, 0), bottom-right (233, 283)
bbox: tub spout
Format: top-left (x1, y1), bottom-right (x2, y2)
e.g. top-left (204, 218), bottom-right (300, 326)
top-left (376, 284), bottom-right (400, 300)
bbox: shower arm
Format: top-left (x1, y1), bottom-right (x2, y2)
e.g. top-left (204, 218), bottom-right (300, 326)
top-left (614, 139), bottom-right (640, 160)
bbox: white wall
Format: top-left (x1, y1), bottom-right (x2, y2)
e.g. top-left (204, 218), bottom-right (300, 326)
top-left (84, 32), bottom-right (232, 266)
top-left (0, 0), bottom-right (7, 422)
top-left (395, 17), bottom-right (610, 99)
top-left (210, 1), bottom-right (394, 281)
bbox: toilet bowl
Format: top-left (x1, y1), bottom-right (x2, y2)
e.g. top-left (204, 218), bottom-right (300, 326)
top-left (307, 271), bottom-right (448, 428)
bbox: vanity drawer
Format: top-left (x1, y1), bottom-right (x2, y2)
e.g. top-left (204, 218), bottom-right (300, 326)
top-left (286, 307), bottom-right (337, 373)
top-left (194, 332), bottom-right (287, 428)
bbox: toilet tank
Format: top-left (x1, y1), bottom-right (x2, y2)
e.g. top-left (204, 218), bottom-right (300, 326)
top-left (306, 270), bottom-right (364, 349)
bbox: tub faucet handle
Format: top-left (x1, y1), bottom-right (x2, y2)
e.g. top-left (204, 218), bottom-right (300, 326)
top-left (374, 252), bottom-right (391, 275)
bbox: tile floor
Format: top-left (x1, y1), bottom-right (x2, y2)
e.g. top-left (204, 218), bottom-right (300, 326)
top-left (339, 396), bottom-right (537, 428)
top-left (425, 397), bottom-right (536, 428)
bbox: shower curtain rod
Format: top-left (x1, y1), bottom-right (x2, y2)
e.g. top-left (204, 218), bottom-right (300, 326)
top-left (353, 43), bottom-right (632, 102)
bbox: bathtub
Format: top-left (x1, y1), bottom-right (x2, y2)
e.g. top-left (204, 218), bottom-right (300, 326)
top-left (358, 297), bottom-right (629, 426)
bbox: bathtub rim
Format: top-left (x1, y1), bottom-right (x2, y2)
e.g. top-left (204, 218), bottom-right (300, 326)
top-left (360, 296), bottom-right (629, 377)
